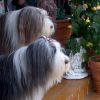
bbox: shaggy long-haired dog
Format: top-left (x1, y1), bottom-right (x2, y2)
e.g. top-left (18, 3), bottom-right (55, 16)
top-left (0, 37), bottom-right (70, 100)
top-left (0, 6), bottom-right (54, 54)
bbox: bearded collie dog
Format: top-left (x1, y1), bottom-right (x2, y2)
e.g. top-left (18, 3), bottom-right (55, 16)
top-left (0, 6), bottom-right (54, 54)
top-left (0, 36), bottom-right (70, 100)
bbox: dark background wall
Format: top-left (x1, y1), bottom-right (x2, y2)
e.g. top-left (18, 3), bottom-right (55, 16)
top-left (26, 0), bottom-right (37, 6)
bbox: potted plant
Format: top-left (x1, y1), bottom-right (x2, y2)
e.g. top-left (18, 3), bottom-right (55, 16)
top-left (54, 0), bottom-right (72, 46)
top-left (37, 0), bottom-right (72, 46)
top-left (64, 0), bottom-right (90, 79)
top-left (73, 1), bottom-right (100, 93)
top-left (86, 3), bottom-right (100, 94)
top-left (64, 0), bottom-right (100, 80)
top-left (69, 0), bottom-right (100, 56)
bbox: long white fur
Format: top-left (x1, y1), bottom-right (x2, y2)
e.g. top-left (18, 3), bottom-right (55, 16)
top-left (4, 7), bottom-right (54, 52)
top-left (41, 16), bottom-right (55, 36)
top-left (12, 39), bottom-right (70, 100)
top-left (35, 8), bottom-right (48, 16)
top-left (5, 10), bottom-right (21, 50)
top-left (31, 41), bottom-right (70, 100)
top-left (13, 46), bottom-right (28, 82)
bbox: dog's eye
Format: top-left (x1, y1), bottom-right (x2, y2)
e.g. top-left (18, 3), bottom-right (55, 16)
top-left (61, 48), bottom-right (66, 55)
top-left (65, 59), bottom-right (68, 64)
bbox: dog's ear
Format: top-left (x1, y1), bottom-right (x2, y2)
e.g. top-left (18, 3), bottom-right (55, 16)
top-left (26, 44), bottom-right (34, 68)
top-left (17, 7), bottom-right (31, 45)
top-left (26, 44), bottom-right (34, 57)
top-left (17, 7), bottom-right (44, 45)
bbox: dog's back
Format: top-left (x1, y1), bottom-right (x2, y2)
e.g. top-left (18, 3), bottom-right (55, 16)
top-left (0, 55), bottom-right (9, 100)
top-left (0, 55), bottom-right (7, 65)
top-left (0, 54), bottom-right (20, 100)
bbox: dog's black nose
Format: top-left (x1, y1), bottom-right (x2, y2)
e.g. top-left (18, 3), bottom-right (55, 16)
top-left (65, 59), bottom-right (68, 64)
top-left (50, 25), bottom-right (53, 29)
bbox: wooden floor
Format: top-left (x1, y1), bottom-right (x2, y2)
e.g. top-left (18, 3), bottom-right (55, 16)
top-left (43, 77), bottom-right (90, 100)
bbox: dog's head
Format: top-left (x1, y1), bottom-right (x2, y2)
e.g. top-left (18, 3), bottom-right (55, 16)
top-left (17, 7), bottom-right (55, 43)
top-left (4, 6), bottom-right (55, 50)
top-left (12, 36), bottom-right (70, 99)
top-left (25, 36), bottom-right (70, 87)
